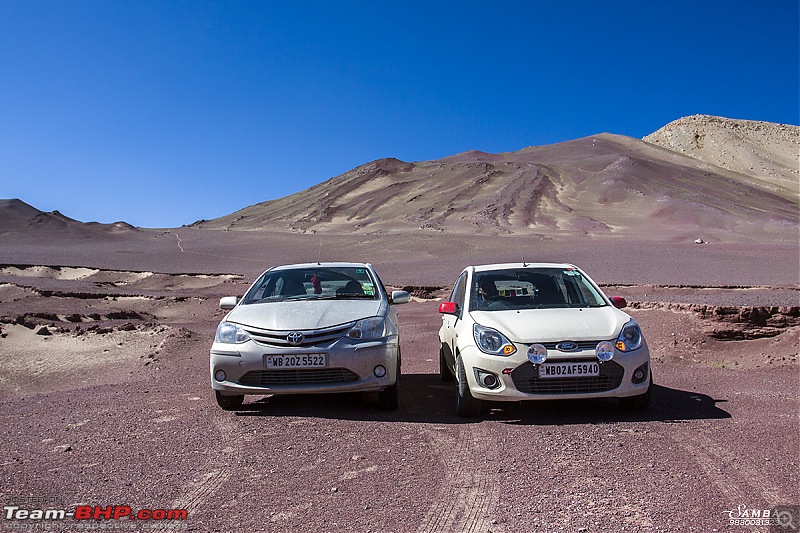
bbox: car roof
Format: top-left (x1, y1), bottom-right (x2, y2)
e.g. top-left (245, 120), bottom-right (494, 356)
top-left (268, 262), bottom-right (371, 271)
top-left (470, 262), bottom-right (578, 272)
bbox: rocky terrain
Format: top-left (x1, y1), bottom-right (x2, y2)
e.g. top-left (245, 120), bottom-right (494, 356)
top-left (644, 114), bottom-right (799, 201)
top-left (0, 115), bottom-right (797, 531)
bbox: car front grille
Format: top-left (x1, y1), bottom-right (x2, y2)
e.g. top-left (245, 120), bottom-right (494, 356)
top-left (243, 323), bottom-right (354, 348)
top-left (511, 360), bottom-right (624, 394)
top-left (541, 340), bottom-right (606, 351)
top-left (239, 369), bottom-right (359, 386)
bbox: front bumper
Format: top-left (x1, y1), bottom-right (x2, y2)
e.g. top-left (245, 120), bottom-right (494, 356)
top-left (460, 341), bottom-right (651, 402)
top-left (210, 336), bottom-right (399, 397)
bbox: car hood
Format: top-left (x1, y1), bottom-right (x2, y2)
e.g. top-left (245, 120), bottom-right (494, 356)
top-left (226, 300), bottom-right (382, 331)
top-left (469, 307), bottom-right (629, 343)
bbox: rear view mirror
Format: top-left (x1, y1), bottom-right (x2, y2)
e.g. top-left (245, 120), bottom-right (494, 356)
top-left (438, 301), bottom-right (458, 314)
top-left (390, 290), bottom-right (410, 305)
top-left (609, 296), bottom-right (627, 309)
top-left (219, 296), bottom-right (239, 310)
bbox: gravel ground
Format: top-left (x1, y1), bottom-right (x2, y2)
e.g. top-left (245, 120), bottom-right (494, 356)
top-left (0, 233), bottom-right (797, 532)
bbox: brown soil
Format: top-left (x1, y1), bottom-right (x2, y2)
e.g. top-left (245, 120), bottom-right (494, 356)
top-left (0, 231), bottom-right (797, 532)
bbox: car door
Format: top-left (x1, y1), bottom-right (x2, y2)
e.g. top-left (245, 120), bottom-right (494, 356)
top-left (440, 272), bottom-right (468, 369)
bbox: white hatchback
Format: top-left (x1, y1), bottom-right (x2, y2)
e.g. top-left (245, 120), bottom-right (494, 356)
top-left (438, 263), bottom-right (652, 417)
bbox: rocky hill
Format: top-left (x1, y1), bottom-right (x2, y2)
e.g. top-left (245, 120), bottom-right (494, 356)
top-left (0, 199), bottom-right (137, 236)
top-left (193, 122), bottom-right (798, 242)
top-left (644, 115), bottom-right (798, 201)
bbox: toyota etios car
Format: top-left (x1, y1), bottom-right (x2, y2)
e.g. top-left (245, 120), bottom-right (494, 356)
top-left (438, 263), bottom-right (651, 417)
top-left (210, 262), bottom-right (409, 411)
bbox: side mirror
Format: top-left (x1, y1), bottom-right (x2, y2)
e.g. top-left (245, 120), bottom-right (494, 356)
top-left (390, 290), bottom-right (410, 305)
top-left (438, 301), bottom-right (458, 314)
top-left (609, 296), bottom-right (627, 309)
top-left (219, 296), bottom-right (239, 310)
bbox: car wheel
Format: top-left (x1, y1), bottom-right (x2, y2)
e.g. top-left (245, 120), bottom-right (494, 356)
top-left (619, 372), bottom-right (652, 412)
top-left (378, 359), bottom-right (400, 411)
top-left (440, 346), bottom-right (454, 382)
top-left (456, 356), bottom-right (482, 418)
top-left (215, 391), bottom-right (244, 411)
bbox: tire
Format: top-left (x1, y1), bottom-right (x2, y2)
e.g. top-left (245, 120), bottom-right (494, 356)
top-left (215, 390), bottom-right (244, 411)
top-left (619, 372), bottom-right (652, 412)
top-left (456, 356), bottom-right (482, 418)
top-left (440, 346), bottom-right (454, 382)
top-left (378, 359), bottom-right (400, 411)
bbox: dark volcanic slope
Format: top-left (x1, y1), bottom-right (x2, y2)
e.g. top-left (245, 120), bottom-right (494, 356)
top-left (0, 199), bottom-right (137, 236)
top-left (194, 133), bottom-right (798, 242)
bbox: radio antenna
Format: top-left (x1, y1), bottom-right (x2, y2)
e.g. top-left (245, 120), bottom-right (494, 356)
top-left (516, 237), bottom-right (528, 267)
top-left (317, 232), bottom-right (322, 265)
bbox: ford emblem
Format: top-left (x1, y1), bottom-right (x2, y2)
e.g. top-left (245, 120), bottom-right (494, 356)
top-left (286, 332), bottom-right (304, 345)
top-left (556, 341), bottom-right (579, 352)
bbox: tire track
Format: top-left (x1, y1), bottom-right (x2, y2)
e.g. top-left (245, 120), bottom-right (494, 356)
top-left (671, 425), bottom-right (790, 505)
top-left (416, 423), bottom-right (501, 533)
top-left (666, 425), bottom-right (784, 507)
top-left (149, 415), bottom-right (241, 532)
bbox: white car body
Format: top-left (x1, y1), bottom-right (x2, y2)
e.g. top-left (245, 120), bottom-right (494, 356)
top-left (210, 262), bottom-right (409, 411)
top-left (438, 263), bottom-right (652, 416)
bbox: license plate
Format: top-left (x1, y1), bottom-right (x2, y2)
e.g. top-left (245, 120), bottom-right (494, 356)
top-left (265, 353), bottom-right (327, 369)
top-left (539, 361), bottom-right (599, 378)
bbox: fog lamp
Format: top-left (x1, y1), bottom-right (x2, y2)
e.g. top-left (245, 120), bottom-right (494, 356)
top-left (474, 368), bottom-right (500, 390)
top-left (632, 362), bottom-right (649, 384)
top-left (374, 365), bottom-right (387, 378)
top-left (527, 344), bottom-right (547, 364)
top-left (596, 341), bottom-right (615, 362)
top-left (214, 370), bottom-right (227, 382)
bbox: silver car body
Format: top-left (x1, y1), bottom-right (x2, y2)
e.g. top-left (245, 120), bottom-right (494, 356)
top-left (210, 262), bottom-right (408, 408)
top-left (439, 263), bottom-right (651, 413)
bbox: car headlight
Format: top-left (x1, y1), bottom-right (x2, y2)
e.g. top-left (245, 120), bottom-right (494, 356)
top-left (347, 317), bottom-right (386, 339)
top-left (215, 322), bottom-right (251, 344)
top-left (615, 320), bottom-right (643, 352)
top-left (473, 323), bottom-right (516, 356)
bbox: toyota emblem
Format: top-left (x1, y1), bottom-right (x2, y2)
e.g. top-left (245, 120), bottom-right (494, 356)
top-left (286, 332), bottom-right (304, 345)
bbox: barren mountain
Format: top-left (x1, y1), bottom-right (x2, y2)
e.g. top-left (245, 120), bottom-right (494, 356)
top-left (194, 125), bottom-right (798, 243)
top-left (0, 199), bottom-right (136, 236)
top-left (2, 116), bottom-right (797, 244)
top-left (644, 115), bottom-right (799, 201)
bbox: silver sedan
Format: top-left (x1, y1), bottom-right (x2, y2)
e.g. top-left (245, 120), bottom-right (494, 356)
top-left (210, 262), bottom-right (409, 411)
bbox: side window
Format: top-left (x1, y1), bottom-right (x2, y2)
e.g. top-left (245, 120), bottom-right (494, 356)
top-left (451, 273), bottom-right (468, 314)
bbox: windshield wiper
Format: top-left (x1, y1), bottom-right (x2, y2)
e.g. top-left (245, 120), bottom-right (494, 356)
top-left (334, 293), bottom-right (374, 299)
top-left (284, 294), bottom-right (324, 301)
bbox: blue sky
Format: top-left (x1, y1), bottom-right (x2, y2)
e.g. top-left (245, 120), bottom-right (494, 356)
top-left (1, 1), bottom-right (798, 228)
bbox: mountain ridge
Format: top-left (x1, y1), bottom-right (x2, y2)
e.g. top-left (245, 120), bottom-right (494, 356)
top-left (2, 115), bottom-right (797, 242)
top-left (191, 122), bottom-right (798, 241)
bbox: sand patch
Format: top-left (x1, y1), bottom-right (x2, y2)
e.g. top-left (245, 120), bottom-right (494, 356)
top-left (165, 273), bottom-right (239, 289)
top-left (0, 265), bottom-right (99, 280)
top-left (0, 323), bottom-right (161, 397)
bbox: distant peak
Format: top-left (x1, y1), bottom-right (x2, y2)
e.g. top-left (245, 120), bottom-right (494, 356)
top-left (0, 198), bottom-right (37, 209)
top-left (353, 157), bottom-right (414, 174)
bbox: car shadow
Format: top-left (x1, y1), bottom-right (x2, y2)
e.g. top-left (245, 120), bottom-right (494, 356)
top-left (233, 372), bottom-right (731, 425)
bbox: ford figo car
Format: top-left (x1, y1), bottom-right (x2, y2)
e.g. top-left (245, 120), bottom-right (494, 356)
top-left (210, 262), bottom-right (409, 411)
top-left (438, 263), bottom-right (651, 417)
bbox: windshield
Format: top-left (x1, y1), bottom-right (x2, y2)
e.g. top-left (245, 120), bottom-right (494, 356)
top-left (242, 266), bottom-right (380, 304)
top-left (469, 268), bottom-right (607, 311)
